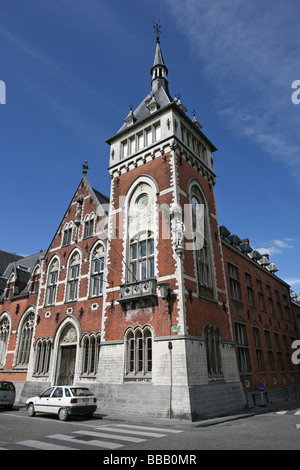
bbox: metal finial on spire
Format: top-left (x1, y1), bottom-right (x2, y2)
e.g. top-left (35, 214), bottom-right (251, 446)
top-left (82, 160), bottom-right (88, 175)
top-left (153, 22), bottom-right (161, 42)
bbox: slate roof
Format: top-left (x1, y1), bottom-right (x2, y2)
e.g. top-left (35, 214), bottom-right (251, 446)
top-left (0, 250), bottom-right (23, 277)
top-left (0, 250), bottom-right (46, 299)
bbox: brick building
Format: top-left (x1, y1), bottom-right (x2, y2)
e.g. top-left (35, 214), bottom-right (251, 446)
top-left (220, 227), bottom-right (300, 406)
top-left (0, 34), bottom-right (299, 420)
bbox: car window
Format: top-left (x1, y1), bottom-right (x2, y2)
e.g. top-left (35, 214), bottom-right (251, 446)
top-left (40, 387), bottom-right (55, 397)
top-left (64, 388), bottom-right (71, 397)
top-left (70, 387), bottom-right (92, 397)
top-left (52, 387), bottom-right (63, 398)
top-left (0, 382), bottom-right (14, 391)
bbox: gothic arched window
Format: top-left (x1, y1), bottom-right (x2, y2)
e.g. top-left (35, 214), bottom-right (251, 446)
top-left (0, 316), bottom-right (10, 366)
top-left (45, 258), bottom-right (59, 306)
top-left (90, 243), bottom-right (105, 297)
top-left (82, 333), bottom-right (101, 375)
top-left (66, 251), bottom-right (81, 301)
top-left (125, 327), bottom-right (153, 376)
top-left (190, 186), bottom-right (213, 291)
top-left (204, 325), bottom-right (222, 376)
top-left (34, 338), bottom-right (52, 374)
top-left (16, 311), bottom-right (35, 366)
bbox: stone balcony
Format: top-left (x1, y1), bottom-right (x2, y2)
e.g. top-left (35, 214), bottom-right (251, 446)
top-left (118, 278), bottom-right (158, 310)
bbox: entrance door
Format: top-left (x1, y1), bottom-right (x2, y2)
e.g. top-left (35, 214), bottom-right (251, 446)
top-left (57, 345), bottom-right (76, 385)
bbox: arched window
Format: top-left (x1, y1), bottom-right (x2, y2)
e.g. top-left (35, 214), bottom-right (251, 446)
top-left (90, 243), bottom-right (105, 297)
top-left (62, 222), bottom-right (73, 246)
top-left (190, 186), bottom-right (212, 290)
top-left (30, 265), bottom-right (40, 294)
top-left (125, 327), bottom-right (153, 376)
top-left (204, 325), bottom-right (222, 376)
top-left (34, 338), bottom-right (52, 374)
top-left (16, 311), bottom-right (35, 366)
top-left (126, 180), bottom-right (156, 283)
top-left (83, 213), bottom-right (95, 239)
top-left (0, 316), bottom-right (10, 366)
top-left (66, 251), bottom-right (81, 301)
top-left (82, 333), bottom-right (100, 375)
top-left (45, 258), bottom-right (59, 306)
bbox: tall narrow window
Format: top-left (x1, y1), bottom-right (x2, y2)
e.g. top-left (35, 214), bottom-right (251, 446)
top-left (129, 232), bottom-right (154, 281)
top-left (82, 333), bottom-right (100, 375)
top-left (125, 327), bottom-right (153, 376)
top-left (34, 338), bottom-right (52, 374)
top-left (45, 258), bottom-right (59, 306)
top-left (30, 265), bottom-right (40, 294)
top-left (67, 252), bottom-right (81, 301)
top-left (0, 317), bottom-right (10, 367)
top-left (83, 214), bottom-right (95, 238)
top-left (16, 311), bottom-right (35, 366)
top-left (235, 322), bottom-right (251, 373)
top-left (90, 243), bottom-right (105, 297)
top-left (190, 187), bottom-right (212, 291)
top-left (228, 263), bottom-right (241, 300)
top-left (204, 325), bottom-right (222, 376)
top-left (62, 223), bottom-right (72, 246)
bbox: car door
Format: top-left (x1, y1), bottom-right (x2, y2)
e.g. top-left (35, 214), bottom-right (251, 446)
top-left (48, 387), bottom-right (64, 414)
top-left (35, 387), bottom-right (55, 413)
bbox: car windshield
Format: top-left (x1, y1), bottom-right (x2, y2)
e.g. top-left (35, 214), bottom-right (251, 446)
top-left (70, 387), bottom-right (92, 397)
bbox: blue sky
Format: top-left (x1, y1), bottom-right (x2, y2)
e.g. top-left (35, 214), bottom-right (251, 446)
top-left (1, 0), bottom-right (300, 292)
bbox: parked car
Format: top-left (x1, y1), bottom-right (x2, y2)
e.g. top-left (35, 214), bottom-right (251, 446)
top-left (25, 385), bottom-right (97, 421)
top-left (0, 381), bottom-right (15, 410)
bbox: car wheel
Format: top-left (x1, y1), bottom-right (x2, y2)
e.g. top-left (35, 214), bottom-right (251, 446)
top-left (58, 407), bottom-right (68, 421)
top-left (27, 403), bottom-right (36, 417)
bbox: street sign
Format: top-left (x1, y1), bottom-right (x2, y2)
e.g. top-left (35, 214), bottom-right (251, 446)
top-left (171, 326), bottom-right (180, 333)
top-left (258, 381), bottom-right (264, 391)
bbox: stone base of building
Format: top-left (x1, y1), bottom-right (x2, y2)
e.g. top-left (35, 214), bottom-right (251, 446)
top-left (93, 381), bottom-right (246, 421)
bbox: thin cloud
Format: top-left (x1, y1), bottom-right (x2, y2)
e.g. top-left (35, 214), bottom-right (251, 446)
top-left (167, 0), bottom-right (300, 178)
top-left (256, 238), bottom-right (294, 255)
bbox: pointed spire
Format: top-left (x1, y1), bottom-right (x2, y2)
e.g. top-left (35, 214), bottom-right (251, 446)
top-left (151, 23), bottom-right (169, 93)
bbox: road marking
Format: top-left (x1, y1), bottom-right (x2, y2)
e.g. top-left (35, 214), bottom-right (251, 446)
top-left (276, 410), bottom-right (288, 414)
top-left (114, 423), bottom-right (182, 433)
top-left (98, 425), bottom-right (165, 437)
top-left (73, 429), bottom-right (146, 443)
top-left (17, 439), bottom-right (75, 450)
top-left (48, 433), bottom-right (122, 449)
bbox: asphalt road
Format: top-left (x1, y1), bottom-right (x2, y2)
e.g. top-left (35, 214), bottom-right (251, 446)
top-left (0, 405), bottom-right (300, 453)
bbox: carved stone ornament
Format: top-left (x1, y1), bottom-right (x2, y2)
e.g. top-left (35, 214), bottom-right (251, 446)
top-left (60, 325), bottom-right (77, 345)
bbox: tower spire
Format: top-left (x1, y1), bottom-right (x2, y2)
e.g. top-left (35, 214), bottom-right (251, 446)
top-left (151, 23), bottom-right (169, 94)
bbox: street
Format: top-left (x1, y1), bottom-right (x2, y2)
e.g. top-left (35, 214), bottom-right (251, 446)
top-left (0, 405), bottom-right (300, 453)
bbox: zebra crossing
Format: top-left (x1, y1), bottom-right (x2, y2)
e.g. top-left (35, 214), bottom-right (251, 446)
top-left (0, 422), bottom-right (183, 450)
top-left (276, 409), bottom-right (300, 416)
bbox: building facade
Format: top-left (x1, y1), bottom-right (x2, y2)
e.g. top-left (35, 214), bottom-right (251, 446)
top-left (0, 35), bottom-right (299, 420)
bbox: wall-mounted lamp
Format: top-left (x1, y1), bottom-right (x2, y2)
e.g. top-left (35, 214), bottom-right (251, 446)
top-left (158, 282), bottom-right (170, 300)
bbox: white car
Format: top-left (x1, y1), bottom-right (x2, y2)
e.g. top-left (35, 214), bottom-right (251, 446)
top-left (26, 386), bottom-right (97, 421)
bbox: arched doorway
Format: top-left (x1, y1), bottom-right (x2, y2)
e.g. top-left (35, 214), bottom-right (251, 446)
top-left (56, 324), bottom-right (77, 385)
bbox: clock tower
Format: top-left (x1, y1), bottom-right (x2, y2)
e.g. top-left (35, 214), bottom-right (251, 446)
top-left (96, 31), bottom-right (245, 420)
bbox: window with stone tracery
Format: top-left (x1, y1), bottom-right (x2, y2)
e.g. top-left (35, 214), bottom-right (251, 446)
top-left (125, 327), bottom-right (152, 377)
top-left (0, 316), bottom-right (10, 367)
top-left (16, 311), bottom-right (35, 367)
